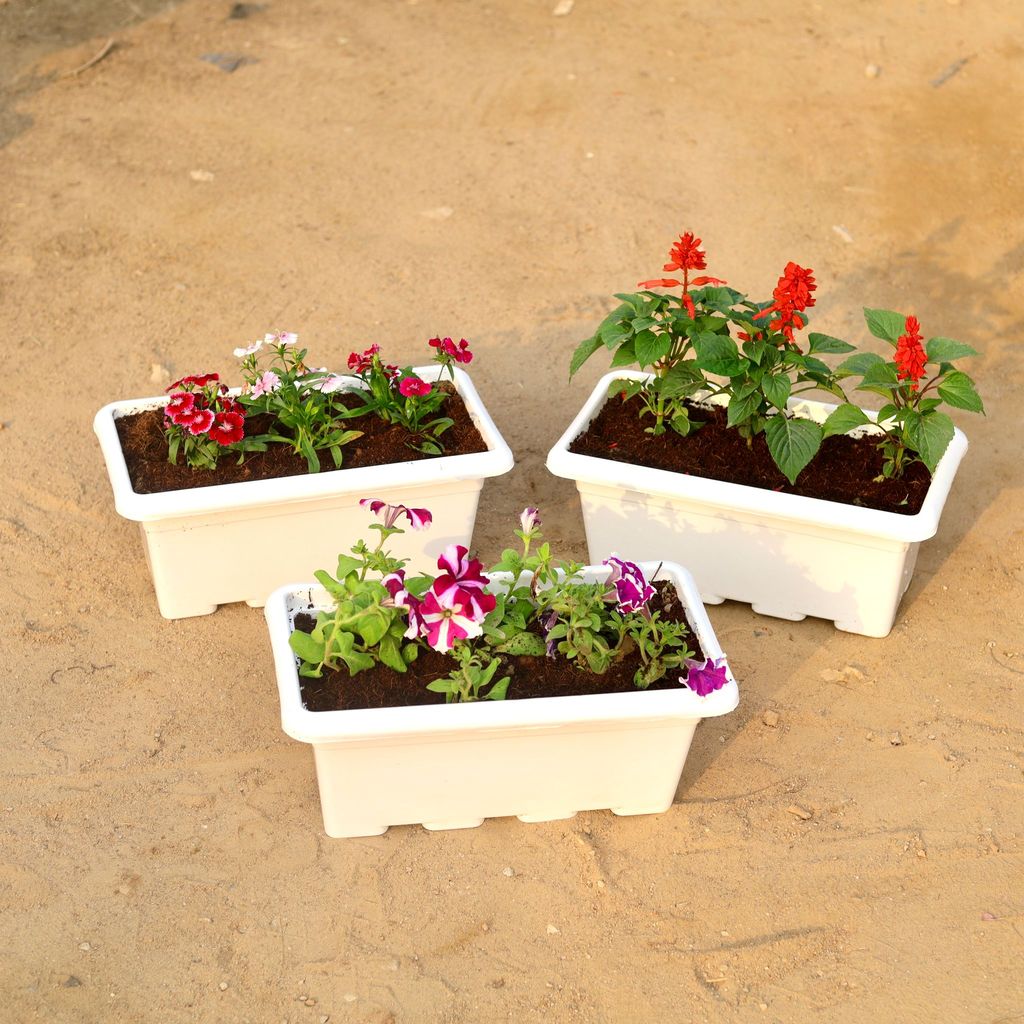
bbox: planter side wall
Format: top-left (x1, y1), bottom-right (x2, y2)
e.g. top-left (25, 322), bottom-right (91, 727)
top-left (312, 721), bottom-right (698, 838)
top-left (577, 481), bottom-right (917, 638)
top-left (266, 561), bottom-right (737, 838)
top-left (550, 371), bottom-right (967, 638)
top-left (143, 479), bottom-right (483, 619)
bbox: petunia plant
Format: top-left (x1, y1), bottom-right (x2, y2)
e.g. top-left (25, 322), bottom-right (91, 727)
top-left (290, 502), bottom-right (730, 702)
top-left (570, 229), bottom-right (981, 484)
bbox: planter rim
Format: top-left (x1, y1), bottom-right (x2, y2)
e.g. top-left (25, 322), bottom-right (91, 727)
top-left (546, 370), bottom-right (968, 544)
top-left (94, 365), bottom-right (514, 522)
top-left (265, 561), bottom-right (739, 745)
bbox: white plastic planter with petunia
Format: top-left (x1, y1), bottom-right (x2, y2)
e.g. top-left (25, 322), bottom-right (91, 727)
top-left (93, 365), bottom-right (513, 619)
top-left (264, 561), bottom-right (738, 838)
top-left (546, 371), bottom-right (969, 638)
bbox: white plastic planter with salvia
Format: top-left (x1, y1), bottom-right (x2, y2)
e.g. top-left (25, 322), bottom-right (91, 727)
top-left (546, 370), bottom-right (969, 638)
top-left (264, 561), bottom-right (738, 839)
top-left (94, 365), bottom-right (513, 619)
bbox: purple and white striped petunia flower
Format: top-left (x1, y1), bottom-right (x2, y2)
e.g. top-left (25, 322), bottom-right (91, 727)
top-left (381, 570), bottom-right (410, 607)
top-left (603, 555), bottom-right (656, 614)
top-left (419, 585), bottom-right (486, 652)
top-left (432, 544), bottom-right (496, 620)
top-left (519, 507), bottom-right (541, 533)
top-left (682, 657), bottom-right (730, 697)
top-left (541, 608), bottom-right (560, 658)
top-left (250, 370), bottom-right (281, 398)
top-left (402, 595), bottom-right (427, 641)
top-left (359, 498), bottom-right (433, 531)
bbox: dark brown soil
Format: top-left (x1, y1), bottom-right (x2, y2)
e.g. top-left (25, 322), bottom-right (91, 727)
top-left (115, 385), bottom-right (488, 494)
top-left (569, 389), bottom-right (932, 515)
top-left (294, 582), bottom-right (706, 711)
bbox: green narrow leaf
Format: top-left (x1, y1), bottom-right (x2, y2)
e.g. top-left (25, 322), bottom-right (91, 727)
top-left (821, 403), bottom-right (872, 439)
top-left (764, 416), bottom-right (823, 485)
top-left (761, 374), bottom-right (791, 411)
top-left (936, 370), bottom-right (985, 413)
top-left (569, 335), bottom-right (602, 378)
top-left (863, 307), bottom-right (906, 343)
top-left (926, 336), bottom-right (978, 363)
top-left (807, 332), bottom-right (856, 355)
top-left (633, 329), bottom-right (671, 367)
top-left (693, 332), bottom-right (743, 376)
top-left (908, 411), bottom-right (955, 473)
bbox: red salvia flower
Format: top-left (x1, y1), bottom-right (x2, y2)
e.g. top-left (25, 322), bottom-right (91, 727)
top-left (663, 232), bottom-right (707, 273)
top-left (753, 262), bottom-right (817, 345)
top-left (895, 315), bottom-right (928, 391)
top-left (208, 411), bottom-right (246, 446)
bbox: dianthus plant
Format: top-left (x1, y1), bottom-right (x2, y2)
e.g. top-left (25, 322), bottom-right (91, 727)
top-left (163, 373), bottom-right (260, 470)
top-left (342, 336), bottom-right (474, 455)
top-left (824, 309), bottom-right (983, 478)
top-left (234, 332), bottom-right (364, 472)
top-left (290, 503), bottom-right (731, 702)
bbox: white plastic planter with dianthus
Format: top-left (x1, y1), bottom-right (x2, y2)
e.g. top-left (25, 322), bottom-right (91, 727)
top-left (546, 370), bottom-right (969, 638)
top-left (93, 366), bottom-right (513, 619)
top-left (264, 561), bottom-right (738, 839)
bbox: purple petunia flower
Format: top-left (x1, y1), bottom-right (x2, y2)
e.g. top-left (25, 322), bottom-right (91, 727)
top-left (603, 555), bottom-right (656, 614)
top-left (359, 498), bottom-right (433, 531)
top-left (682, 657), bottom-right (730, 697)
top-left (541, 608), bottom-right (560, 658)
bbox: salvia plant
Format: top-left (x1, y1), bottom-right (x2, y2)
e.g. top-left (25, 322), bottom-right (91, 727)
top-left (289, 502), bottom-right (731, 702)
top-left (163, 332), bottom-right (475, 470)
top-left (571, 231), bottom-right (982, 484)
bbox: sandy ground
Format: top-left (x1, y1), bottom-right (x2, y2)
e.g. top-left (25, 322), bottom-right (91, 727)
top-left (2, 1), bottom-right (1023, 1021)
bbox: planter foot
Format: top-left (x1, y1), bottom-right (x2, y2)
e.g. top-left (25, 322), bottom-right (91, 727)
top-left (610, 804), bottom-right (672, 817)
top-left (158, 601), bottom-right (218, 619)
top-left (245, 597), bottom-right (267, 608)
top-left (516, 810), bottom-right (578, 823)
top-left (702, 593), bottom-right (725, 606)
top-left (834, 618), bottom-right (893, 639)
top-left (324, 824), bottom-right (389, 838)
top-left (751, 604), bottom-right (806, 622)
top-left (421, 818), bottom-right (485, 832)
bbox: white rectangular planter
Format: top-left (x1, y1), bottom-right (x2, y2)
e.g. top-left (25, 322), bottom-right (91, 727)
top-left (547, 371), bottom-right (968, 638)
top-left (264, 562), bottom-right (738, 838)
top-left (94, 366), bottom-right (513, 619)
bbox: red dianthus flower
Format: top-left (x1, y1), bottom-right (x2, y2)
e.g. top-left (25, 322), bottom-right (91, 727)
top-left (208, 410), bottom-right (246, 446)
